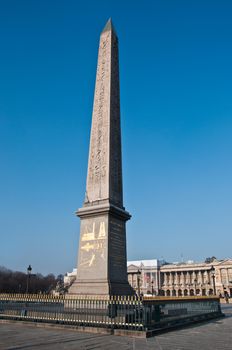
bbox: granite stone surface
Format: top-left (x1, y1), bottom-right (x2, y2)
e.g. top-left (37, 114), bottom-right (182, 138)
top-left (70, 19), bottom-right (132, 296)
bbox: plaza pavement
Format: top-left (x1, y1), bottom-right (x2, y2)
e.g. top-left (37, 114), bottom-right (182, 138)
top-left (0, 305), bottom-right (231, 350)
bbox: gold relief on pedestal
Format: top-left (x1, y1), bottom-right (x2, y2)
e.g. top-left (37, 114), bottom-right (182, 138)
top-left (79, 221), bottom-right (107, 268)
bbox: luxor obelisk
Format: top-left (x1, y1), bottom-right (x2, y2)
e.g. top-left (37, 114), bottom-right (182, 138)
top-left (69, 19), bottom-right (133, 295)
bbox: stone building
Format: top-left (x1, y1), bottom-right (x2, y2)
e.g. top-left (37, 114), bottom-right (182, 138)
top-left (127, 258), bottom-right (232, 297)
top-left (160, 259), bottom-right (232, 297)
top-left (127, 260), bottom-right (164, 296)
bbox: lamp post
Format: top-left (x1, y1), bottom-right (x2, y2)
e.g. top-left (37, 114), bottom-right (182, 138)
top-left (137, 270), bottom-right (141, 298)
top-left (210, 266), bottom-right (216, 295)
top-left (26, 265), bottom-right (32, 294)
top-left (194, 278), bottom-right (197, 295)
top-left (151, 280), bottom-right (154, 296)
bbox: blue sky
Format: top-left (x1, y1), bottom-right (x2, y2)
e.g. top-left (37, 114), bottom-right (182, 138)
top-left (1, 0), bottom-right (232, 275)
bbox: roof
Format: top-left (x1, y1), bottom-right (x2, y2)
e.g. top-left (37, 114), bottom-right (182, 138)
top-left (127, 259), bottom-right (159, 268)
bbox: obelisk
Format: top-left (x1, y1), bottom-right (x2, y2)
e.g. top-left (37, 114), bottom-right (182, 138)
top-left (69, 19), bottom-right (133, 296)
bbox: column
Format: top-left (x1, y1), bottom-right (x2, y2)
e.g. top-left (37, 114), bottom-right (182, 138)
top-left (164, 273), bottom-right (167, 287)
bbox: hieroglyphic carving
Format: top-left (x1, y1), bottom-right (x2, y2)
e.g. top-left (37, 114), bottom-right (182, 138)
top-left (85, 27), bottom-right (123, 207)
top-left (86, 31), bottom-right (111, 203)
top-left (109, 33), bottom-right (123, 206)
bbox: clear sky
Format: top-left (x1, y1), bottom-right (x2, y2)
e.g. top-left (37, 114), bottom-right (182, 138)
top-left (1, 0), bottom-right (232, 275)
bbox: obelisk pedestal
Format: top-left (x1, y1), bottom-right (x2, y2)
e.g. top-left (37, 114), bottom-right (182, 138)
top-left (69, 19), bottom-right (134, 296)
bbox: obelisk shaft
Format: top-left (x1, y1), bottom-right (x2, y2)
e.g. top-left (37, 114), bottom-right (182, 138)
top-left (85, 20), bottom-right (123, 208)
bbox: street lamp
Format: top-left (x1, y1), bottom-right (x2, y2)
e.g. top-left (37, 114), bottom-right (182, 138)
top-left (26, 265), bottom-right (32, 294)
top-left (137, 270), bottom-right (141, 298)
top-left (194, 278), bottom-right (197, 295)
top-left (210, 266), bottom-right (216, 295)
top-left (151, 280), bottom-right (154, 296)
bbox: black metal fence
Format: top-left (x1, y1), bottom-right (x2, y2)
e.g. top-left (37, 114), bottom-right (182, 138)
top-left (0, 294), bottom-right (222, 331)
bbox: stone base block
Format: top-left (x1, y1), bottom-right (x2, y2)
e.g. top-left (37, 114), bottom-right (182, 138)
top-left (68, 279), bottom-right (135, 296)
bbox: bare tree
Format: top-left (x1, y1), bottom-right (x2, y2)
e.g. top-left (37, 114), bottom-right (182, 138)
top-left (0, 266), bottom-right (59, 294)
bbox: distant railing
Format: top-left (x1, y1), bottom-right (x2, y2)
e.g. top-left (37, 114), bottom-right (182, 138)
top-left (0, 294), bottom-right (222, 331)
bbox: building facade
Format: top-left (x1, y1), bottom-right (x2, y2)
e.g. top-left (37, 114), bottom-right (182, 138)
top-left (127, 258), bottom-right (232, 297)
top-left (127, 260), bottom-right (162, 296)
